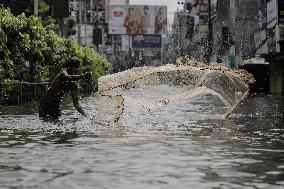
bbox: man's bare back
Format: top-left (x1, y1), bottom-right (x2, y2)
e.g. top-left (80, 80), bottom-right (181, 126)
top-left (39, 60), bottom-right (91, 121)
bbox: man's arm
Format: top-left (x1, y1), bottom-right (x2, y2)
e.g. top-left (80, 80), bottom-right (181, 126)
top-left (70, 82), bottom-right (88, 117)
top-left (68, 74), bottom-right (84, 81)
top-left (62, 71), bottom-right (92, 82)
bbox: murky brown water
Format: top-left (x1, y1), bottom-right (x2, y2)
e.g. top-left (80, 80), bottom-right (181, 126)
top-left (0, 90), bottom-right (284, 188)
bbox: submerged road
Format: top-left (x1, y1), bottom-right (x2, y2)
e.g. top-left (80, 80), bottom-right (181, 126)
top-left (0, 92), bottom-right (283, 188)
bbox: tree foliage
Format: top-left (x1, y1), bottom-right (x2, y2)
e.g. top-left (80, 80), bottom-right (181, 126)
top-left (1, 0), bottom-right (55, 26)
top-left (0, 7), bottom-right (111, 104)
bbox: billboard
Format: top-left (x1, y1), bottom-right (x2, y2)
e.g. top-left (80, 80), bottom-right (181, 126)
top-left (132, 35), bottom-right (162, 51)
top-left (255, 0), bottom-right (280, 54)
top-left (185, 0), bottom-right (209, 24)
top-left (121, 35), bottom-right (130, 51)
top-left (279, 0), bottom-right (284, 24)
top-left (267, 0), bottom-right (277, 28)
top-left (108, 5), bottom-right (167, 34)
top-left (267, 0), bottom-right (280, 53)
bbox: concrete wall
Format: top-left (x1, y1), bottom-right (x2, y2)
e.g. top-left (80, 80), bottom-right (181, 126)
top-left (213, 0), bottom-right (230, 60)
top-left (235, 0), bottom-right (266, 58)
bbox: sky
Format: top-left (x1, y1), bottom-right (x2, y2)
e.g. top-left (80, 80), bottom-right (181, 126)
top-left (129, 0), bottom-right (183, 27)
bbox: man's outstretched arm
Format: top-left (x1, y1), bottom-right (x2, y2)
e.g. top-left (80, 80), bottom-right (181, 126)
top-left (62, 71), bottom-right (92, 82)
top-left (70, 82), bottom-right (88, 117)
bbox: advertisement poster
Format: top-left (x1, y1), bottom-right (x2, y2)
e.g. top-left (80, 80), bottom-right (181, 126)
top-left (108, 5), bottom-right (167, 34)
top-left (121, 35), bottom-right (130, 51)
top-left (266, 0), bottom-right (280, 53)
top-left (278, 0), bottom-right (284, 24)
top-left (267, 0), bottom-right (277, 28)
top-left (186, 0), bottom-right (209, 24)
top-left (132, 35), bottom-right (162, 51)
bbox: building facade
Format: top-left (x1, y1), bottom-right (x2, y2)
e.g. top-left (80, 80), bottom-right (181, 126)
top-left (176, 0), bottom-right (281, 68)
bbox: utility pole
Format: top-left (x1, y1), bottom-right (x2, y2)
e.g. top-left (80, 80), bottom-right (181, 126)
top-left (179, 14), bottom-right (183, 57)
top-left (93, 0), bottom-right (101, 50)
top-left (177, 1), bottom-right (185, 58)
top-left (229, 0), bottom-right (236, 68)
top-left (84, 0), bottom-right (87, 46)
top-left (34, 0), bottom-right (38, 16)
top-left (96, 0), bottom-right (99, 17)
top-left (207, 0), bottom-right (213, 63)
top-left (59, 18), bottom-right (65, 37)
top-left (78, 0), bottom-right (82, 44)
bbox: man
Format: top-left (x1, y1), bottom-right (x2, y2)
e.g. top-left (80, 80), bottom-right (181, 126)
top-left (39, 59), bottom-right (92, 121)
top-left (141, 5), bottom-right (150, 34)
top-left (154, 7), bottom-right (167, 34)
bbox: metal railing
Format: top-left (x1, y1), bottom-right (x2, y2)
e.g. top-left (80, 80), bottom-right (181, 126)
top-left (19, 82), bottom-right (50, 103)
top-left (1, 81), bottom-right (94, 106)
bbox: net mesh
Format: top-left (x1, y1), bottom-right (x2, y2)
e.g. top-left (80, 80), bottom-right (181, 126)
top-left (98, 59), bottom-right (255, 122)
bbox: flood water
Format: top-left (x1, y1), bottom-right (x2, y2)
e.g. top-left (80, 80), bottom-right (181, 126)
top-left (0, 90), bottom-right (284, 188)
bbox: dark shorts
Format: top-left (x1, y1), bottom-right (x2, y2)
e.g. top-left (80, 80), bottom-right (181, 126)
top-left (39, 100), bottom-right (61, 120)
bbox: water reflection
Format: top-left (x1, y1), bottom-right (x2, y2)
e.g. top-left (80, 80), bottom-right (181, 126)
top-left (0, 94), bottom-right (283, 188)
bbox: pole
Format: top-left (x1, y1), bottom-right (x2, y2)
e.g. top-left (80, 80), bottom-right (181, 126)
top-left (20, 82), bottom-right (23, 107)
top-left (34, 84), bottom-right (37, 100)
top-left (96, 0), bottom-right (99, 16)
top-left (59, 17), bottom-right (65, 37)
top-left (84, 0), bottom-right (87, 46)
top-left (112, 34), bottom-right (115, 69)
top-left (78, 0), bottom-right (82, 44)
top-left (126, 35), bottom-right (131, 68)
top-left (34, 0), bottom-right (38, 16)
top-left (94, 0), bottom-right (99, 49)
top-left (179, 14), bottom-right (183, 57)
top-left (161, 36), bottom-right (163, 65)
top-left (207, 0), bottom-right (213, 63)
top-left (230, 0), bottom-right (236, 68)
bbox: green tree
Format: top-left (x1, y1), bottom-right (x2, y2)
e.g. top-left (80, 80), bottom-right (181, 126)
top-left (1, 0), bottom-right (55, 26)
top-left (65, 17), bottom-right (77, 36)
top-left (0, 7), bottom-right (111, 105)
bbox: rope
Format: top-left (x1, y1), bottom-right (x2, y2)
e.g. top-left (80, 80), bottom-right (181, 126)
top-left (20, 82), bottom-right (50, 85)
top-left (224, 91), bottom-right (249, 118)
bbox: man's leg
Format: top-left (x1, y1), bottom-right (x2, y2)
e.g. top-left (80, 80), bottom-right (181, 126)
top-left (39, 100), bottom-right (61, 121)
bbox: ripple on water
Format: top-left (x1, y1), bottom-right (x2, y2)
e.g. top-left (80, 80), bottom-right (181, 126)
top-left (0, 93), bottom-right (284, 188)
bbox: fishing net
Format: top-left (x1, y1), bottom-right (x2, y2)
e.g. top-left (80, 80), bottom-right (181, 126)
top-left (98, 58), bottom-right (255, 122)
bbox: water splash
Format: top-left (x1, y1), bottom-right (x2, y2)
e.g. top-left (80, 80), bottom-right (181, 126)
top-left (98, 63), bottom-right (252, 122)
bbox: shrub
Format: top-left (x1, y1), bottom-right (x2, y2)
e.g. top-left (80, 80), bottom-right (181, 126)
top-left (0, 7), bottom-right (111, 104)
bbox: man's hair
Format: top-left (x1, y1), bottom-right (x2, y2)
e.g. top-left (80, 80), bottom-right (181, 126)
top-left (66, 59), bottom-right (80, 68)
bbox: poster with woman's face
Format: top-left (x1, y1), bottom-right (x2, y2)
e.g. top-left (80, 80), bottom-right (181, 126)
top-left (108, 5), bottom-right (167, 35)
